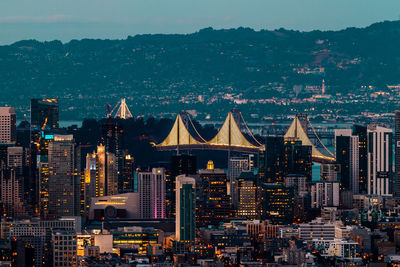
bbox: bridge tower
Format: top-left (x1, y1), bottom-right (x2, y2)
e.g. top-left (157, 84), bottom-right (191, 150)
top-left (115, 98), bottom-right (133, 119)
top-left (296, 113), bottom-right (309, 133)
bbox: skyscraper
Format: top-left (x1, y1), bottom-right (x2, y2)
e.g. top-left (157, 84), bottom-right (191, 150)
top-left (106, 152), bottom-right (118, 196)
top-left (261, 183), bottom-right (294, 225)
top-left (395, 111), bottom-right (400, 197)
top-left (335, 129), bottom-right (359, 193)
top-left (102, 119), bottom-right (124, 195)
top-left (0, 107), bottom-right (16, 144)
top-left (311, 182), bottom-right (340, 208)
top-left (39, 161), bottom-right (50, 218)
top-left (265, 136), bottom-right (285, 183)
top-left (138, 168), bottom-right (166, 219)
top-left (353, 125), bottom-right (368, 194)
top-left (367, 125), bottom-right (393, 196)
top-left (47, 134), bottom-right (79, 217)
top-left (83, 152), bottom-right (99, 218)
top-left (228, 154), bottom-right (254, 196)
top-left (1, 168), bottom-right (25, 218)
top-left (7, 146), bottom-right (24, 176)
top-left (96, 144), bottom-right (107, 197)
top-left (320, 164), bottom-right (341, 182)
top-left (176, 175), bottom-right (196, 242)
top-left (283, 139), bottom-right (312, 181)
top-left (168, 154), bottom-right (197, 218)
top-left (119, 154), bottom-right (135, 193)
top-left (197, 161), bottom-right (232, 227)
top-left (30, 99), bottom-right (59, 213)
top-left (235, 172), bottom-right (258, 219)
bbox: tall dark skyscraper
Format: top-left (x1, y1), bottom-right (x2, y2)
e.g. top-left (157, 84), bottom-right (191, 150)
top-left (30, 98), bottom-right (59, 212)
top-left (176, 175), bottom-right (196, 244)
top-left (101, 119), bottom-right (124, 193)
top-left (47, 135), bottom-right (80, 218)
top-left (265, 136), bottom-right (285, 183)
top-left (335, 129), bottom-right (359, 193)
top-left (171, 154), bottom-right (197, 178)
top-left (261, 183), bottom-right (294, 225)
top-left (167, 154), bottom-right (197, 218)
top-left (395, 111), bottom-right (400, 197)
top-left (353, 125), bottom-right (368, 194)
top-left (119, 153), bottom-right (135, 193)
top-left (283, 139), bottom-right (312, 182)
top-left (197, 161), bottom-right (232, 227)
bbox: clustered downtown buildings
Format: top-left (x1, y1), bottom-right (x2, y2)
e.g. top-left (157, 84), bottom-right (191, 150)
top-left (2, 99), bottom-right (400, 266)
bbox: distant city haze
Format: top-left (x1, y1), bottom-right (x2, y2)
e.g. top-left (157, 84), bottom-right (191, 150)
top-left (0, 0), bottom-right (399, 44)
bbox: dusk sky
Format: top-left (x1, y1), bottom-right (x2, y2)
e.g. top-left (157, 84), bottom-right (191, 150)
top-left (1, 0), bottom-right (400, 44)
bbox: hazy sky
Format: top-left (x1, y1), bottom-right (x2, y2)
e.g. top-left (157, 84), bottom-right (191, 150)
top-left (1, 0), bottom-right (399, 44)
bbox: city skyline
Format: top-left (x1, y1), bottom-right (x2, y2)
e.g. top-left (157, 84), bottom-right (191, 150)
top-left (3, 2), bottom-right (400, 264)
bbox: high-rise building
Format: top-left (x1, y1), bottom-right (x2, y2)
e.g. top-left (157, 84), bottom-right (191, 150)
top-left (311, 182), bottom-right (340, 208)
top-left (171, 154), bottom-right (197, 178)
top-left (285, 174), bottom-right (307, 193)
top-left (1, 168), bottom-right (25, 218)
top-left (138, 168), bottom-right (166, 219)
top-left (7, 146), bottom-right (24, 176)
top-left (82, 144), bottom-right (122, 216)
top-left (176, 175), bottom-right (196, 242)
top-left (119, 154), bottom-right (135, 193)
top-left (395, 111), bottom-right (400, 197)
top-left (367, 125), bottom-right (393, 196)
top-left (29, 99), bottom-right (59, 214)
top-left (197, 162), bottom-right (232, 227)
top-left (335, 129), bottom-right (359, 193)
top-left (83, 152), bottom-right (98, 217)
top-left (284, 139), bottom-right (312, 181)
top-left (265, 136), bottom-right (285, 183)
top-left (9, 217), bottom-right (81, 267)
top-left (261, 183), bottom-right (294, 225)
top-left (168, 154), bottom-right (197, 218)
top-left (320, 164), bottom-right (341, 182)
top-left (299, 218), bottom-right (335, 240)
top-left (353, 125), bottom-right (368, 194)
top-left (106, 152), bottom-right (118, 196)
top-left (11, 239), bottom-right (35, 267)
top-left (96, 145), bottom-right (107, 197)
top-left (228, 154), bottom-right (254, 197)
top-left (102, 119), bottom-right (124, 195)
top-left (0, 107), bottom-right (16, 144)
top-left (83, 145), bottom-right (107, 198)
top-left (39, 161), bottom-right (50, 218)
top-left (48, 134), bottom-right (80, 217)
top-left (52, 231), bottom-right (77, 267)
top-left (235, 172), bottom-right (258, 219)
top-left (30, 98), bottom-right (59, 130)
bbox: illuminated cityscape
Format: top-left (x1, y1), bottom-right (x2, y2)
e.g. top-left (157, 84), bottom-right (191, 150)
top-left (2, 2), bottom-right (400, 265)
top-left (1, 95), bottom-right (400, 266)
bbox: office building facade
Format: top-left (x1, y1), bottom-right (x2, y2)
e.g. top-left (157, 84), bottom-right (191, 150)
top-left (335, 129), bottom-right (359, 193)
top-left (138, 168), bottom-right (166, 219)
top-left (48, 135), bottom-right (79, 217)
top-left (0, 107), bottom-right (16, 144)
top-left (176, 175), bottom-right (196, 242)
top-left (367, 125), bottom-right (393, 196)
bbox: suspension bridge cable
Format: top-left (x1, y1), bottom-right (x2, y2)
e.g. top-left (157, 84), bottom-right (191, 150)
top-left (186, 113), bottom-right (208, 143)
top-left (307, 118), bottom-right (335, 158)
top-left (239, 111), bottom-right (263, 146)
